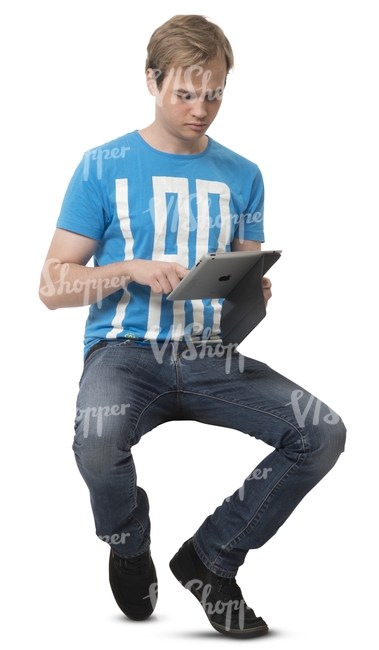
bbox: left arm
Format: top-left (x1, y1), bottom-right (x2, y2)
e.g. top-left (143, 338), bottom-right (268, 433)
top-left (230, 239), bottom-right (272, 306)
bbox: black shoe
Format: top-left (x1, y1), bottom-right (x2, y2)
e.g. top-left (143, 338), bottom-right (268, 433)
top-left (109, 488), bottom-right (157, 621)
top-left (109, 547), bottom-right (157, 620)
top-left (169, 538), bottom-right (268, 638)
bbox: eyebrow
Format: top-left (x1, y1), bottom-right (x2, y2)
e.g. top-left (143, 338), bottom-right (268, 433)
top-left (173, 87), bottom-right (223, 94)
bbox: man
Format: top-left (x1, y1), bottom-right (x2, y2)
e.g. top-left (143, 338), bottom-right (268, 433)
top-left (39, 14), bottom-right (346, 639)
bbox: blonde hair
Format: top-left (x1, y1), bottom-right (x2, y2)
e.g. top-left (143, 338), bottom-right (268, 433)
top-left (146, 15), bottom-right (234, 89)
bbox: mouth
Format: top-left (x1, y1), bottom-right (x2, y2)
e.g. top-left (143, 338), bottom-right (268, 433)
top-left (187, 123), bottom-right (207, 131)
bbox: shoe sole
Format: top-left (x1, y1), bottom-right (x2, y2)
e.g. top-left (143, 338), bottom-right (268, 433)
top-left (169, 551), bottom-right (269, 639)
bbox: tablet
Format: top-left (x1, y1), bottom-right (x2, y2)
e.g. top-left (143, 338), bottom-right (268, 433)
top-left (167, 250), bottom-right (281, 301)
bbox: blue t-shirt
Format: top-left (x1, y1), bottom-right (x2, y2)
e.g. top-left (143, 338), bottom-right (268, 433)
top-left (57, 130), bottom-right (265, 356)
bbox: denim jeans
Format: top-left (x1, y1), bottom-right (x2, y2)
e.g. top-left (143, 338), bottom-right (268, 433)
top-left (73, 339), bottom-right (346, 578)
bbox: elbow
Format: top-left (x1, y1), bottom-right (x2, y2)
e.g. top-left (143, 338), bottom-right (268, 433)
top-left (39, 260), bottom-right (63, 309)
top-left (39, 290), bottom-right (59, 310)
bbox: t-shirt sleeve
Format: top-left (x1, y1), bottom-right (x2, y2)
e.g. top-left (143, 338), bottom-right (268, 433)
top-left (233, 165), bottom-right (265, 243)
top-left (56, 154), bottom-right (108, 241)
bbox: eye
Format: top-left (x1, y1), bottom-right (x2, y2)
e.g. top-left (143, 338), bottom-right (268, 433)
top-left (206, 88), bottom-right (223, 101)
top-left (180, 92), bottom-right (196, 102)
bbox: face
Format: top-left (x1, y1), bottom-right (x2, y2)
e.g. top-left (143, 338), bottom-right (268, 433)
top-left (146, 58), bottom-right (227, 151)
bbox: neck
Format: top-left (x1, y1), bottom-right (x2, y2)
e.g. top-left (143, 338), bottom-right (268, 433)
top-left (138, 124), bottom-right (208, 155)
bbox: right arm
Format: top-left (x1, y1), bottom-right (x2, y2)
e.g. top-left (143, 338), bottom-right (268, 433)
top-left (39, 228), bottom-right (188, 310)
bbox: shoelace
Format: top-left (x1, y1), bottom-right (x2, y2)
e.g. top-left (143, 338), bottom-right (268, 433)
top-left (215, 577), bottom-right (244, 602)
top-left (113, 551), bottom-right (148, 574)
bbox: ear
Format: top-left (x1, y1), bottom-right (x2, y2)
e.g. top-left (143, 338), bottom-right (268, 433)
top-left (146, 68), bottom-right (159, 96)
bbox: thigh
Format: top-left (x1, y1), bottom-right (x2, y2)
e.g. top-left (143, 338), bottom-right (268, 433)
top-left (179, 346), bottom-right (343, 453)
top-left (75, 339), bottom-right (179, 449)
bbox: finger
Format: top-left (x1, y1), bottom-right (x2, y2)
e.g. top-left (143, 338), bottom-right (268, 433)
top-left (262, 276), bottom-right (272, 290)
top-left (149, 276), bottom-right (166, 293)
top-left (162, 266), bottom-right (187, 292)
top-left (152, 270), bottom-right (173, 294)
top-left (175, 264), bottom-right (190, 280)
top-left (263, 287), bottom-right (272, 307)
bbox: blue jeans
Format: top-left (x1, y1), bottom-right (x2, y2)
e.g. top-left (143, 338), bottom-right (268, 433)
top-left (73, 339), bottom-right (346, 578)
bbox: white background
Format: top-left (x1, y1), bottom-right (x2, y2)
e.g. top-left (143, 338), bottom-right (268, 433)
top-left (1, 0), bottom-right (377, 648)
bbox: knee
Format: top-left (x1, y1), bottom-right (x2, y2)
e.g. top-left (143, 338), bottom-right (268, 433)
top-left (305, 410), bottom-right (346, 475)
top-left (73, 412), bottom-right (132, 479)
top-left (73, 439), bottom-right (134, 488)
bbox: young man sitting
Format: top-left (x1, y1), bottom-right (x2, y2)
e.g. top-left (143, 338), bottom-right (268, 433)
top-left (39, 14), bottom-right (346, 639)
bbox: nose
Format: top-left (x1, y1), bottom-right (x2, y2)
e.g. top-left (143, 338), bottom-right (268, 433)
top-left (190, 98), bottom-right (207, 119)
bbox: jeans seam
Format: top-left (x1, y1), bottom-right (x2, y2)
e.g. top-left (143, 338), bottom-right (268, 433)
top-left (188, 390), bottom-right (307, 575)
top-left (193, 454), bottom-right (306, 578)
top-left (214, 454), bottom-right (305, 564)
top-left (174, 356), bottom-right (183, 411)
top-left (181, 389), bottom-right (307, 444)
top-left (192, 538), bottom-right (236, 579)
top-left (132, 390), bottom-right (182, 437)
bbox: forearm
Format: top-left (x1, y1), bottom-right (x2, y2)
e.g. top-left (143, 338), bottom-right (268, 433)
top-left (39, 258), bottom-right (132, 309)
